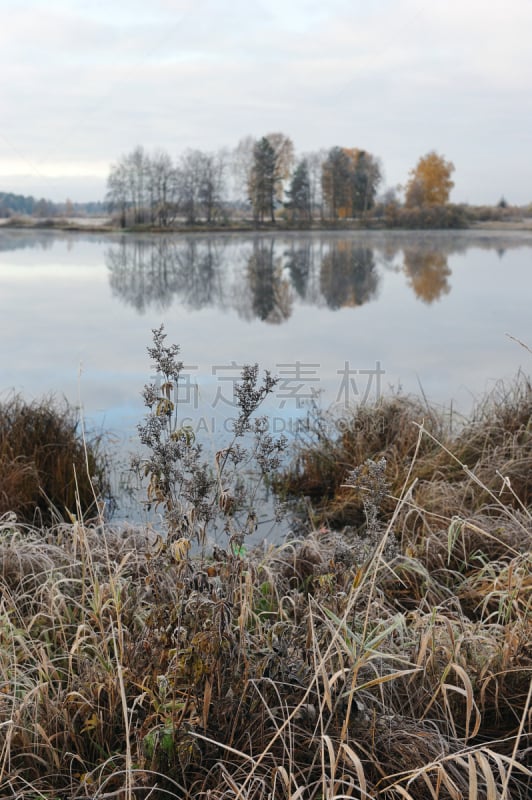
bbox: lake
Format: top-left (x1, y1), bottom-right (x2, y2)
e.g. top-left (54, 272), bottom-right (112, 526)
top-left (1, 228), bottom-right (531, 527)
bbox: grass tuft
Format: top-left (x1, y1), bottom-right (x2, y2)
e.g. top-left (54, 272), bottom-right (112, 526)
top-left (0, 393), bottom-right (112, 525)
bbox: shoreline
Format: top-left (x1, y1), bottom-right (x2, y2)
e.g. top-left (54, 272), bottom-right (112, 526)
top-left (2, 216), bottom-right (532, 235)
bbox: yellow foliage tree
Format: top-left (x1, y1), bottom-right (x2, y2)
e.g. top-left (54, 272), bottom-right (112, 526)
top-left (405, 151), bottom-right (455, 207)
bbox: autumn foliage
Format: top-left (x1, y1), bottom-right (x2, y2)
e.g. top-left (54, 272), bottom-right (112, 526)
top-left (405, 150), bottom-right (455, 207)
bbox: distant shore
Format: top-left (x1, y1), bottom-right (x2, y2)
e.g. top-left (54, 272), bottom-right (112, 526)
top-left (2, 214), bottom-right (532, 234)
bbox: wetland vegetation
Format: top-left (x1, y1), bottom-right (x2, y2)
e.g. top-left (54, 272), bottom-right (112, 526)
top-left (0, 329), bottom-right (530, 799)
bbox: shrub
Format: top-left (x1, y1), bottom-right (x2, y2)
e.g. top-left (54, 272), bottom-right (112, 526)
top-left (385, 203), bottom-right (471, 229)
top-left (466, 203), bottom-right (524, 222)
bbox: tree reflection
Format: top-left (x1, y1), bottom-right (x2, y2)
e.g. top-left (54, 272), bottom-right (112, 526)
top-left (106, 235), bottom-right (383, 319)
top-left (284, 240), bottom-right (312, 297)
top-left (107, 239), bottom-right (176, 313)
top-left (172, 239), bottom-right (222, 309)
top-left (104, 234), bottom-right (464, 319)
top-left (402, 247), bottom-right (451, 303)
top-left (245, 239), bottom-right (293, 323)
top-left (106, 237), bottom-right (223, 313)
top-left (320, 242), bottom-right (378, 309)
top-left (0, 231), bottom-right (58, 252)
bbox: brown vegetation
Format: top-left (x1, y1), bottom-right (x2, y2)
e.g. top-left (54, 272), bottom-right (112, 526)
top-left (0, 393), bottom-right (112, 524)
top-left (276, 376), bottom-right (532, 531)
top-left (0, 346), bottom-right (530, 798)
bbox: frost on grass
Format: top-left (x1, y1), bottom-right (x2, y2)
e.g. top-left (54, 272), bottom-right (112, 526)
top-left (344, 456), bottom-right (399, 562)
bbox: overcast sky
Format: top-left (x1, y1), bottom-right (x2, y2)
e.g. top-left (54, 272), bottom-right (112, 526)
top-left (1, 0), bottom-right (531, 204)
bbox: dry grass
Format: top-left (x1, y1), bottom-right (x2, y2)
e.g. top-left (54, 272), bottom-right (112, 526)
top-left (276, 375), bottom-right (532, 531)
top-left (0, 393), bottom-right (112, 525)
top-left (0, 377), bottom-right (530, 798)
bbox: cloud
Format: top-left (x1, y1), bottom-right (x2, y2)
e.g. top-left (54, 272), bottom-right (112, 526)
top-left (0, 0), bottom-right (531, 202)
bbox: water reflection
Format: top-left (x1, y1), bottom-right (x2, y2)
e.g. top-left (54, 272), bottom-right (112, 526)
top-left (0, 230), bottom-right (57, 252)
top-left (284, 239), bottom-right (312, 298)
top-left (320, 242), bottom-right (378, 308)
top-left (2, 226), bottom-right (532, 474)
top-left (2, 228), bottom-right (531, 322)
top-left (402, 246), bottom-right (451, 303)
top-left (246, 238), bottom-right (293, 323)
top-left (0, 229), bottom-right (111, 252)
top-left (105, 234), bottom-right (386, 320)
top-left (106, 238), bottom-right (226, 313)
top-left (103, 234), bottom-right (456, 318)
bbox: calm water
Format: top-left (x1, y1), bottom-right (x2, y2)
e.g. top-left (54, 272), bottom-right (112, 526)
top-left (1, 228), bottom-right (531, 524)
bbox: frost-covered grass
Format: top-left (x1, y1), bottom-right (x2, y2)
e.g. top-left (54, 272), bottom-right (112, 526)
top-left (0, 335), bottom-right (530, 799)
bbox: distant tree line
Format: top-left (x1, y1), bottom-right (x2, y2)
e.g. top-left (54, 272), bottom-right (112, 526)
top-left (106, 135), bottom-right (396, 227)
top-left (3, 144), bottom-right (528, 229)
top-left (0, 192), bottom-right (106, 219)
top-left (0, 192), bottom-right (52, 218)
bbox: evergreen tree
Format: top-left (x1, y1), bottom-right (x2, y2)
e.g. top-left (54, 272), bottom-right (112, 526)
top-left (249, 137), bottom-right (277, 222)
top-left (287, 159), bottom-right (312, 222)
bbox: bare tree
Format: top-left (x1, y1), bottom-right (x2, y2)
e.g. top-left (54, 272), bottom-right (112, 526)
top-left (232, 136), bottom-right (256, 209)
top-left (302, 149), bottom-right (327, 220)
top-left (176, 150), bottom-right (203, 224)
top-left (266, 132), bottom-right (294, 204)
top-left (147, 149), bottom-right (177, 226)
top-left (198, 149), bottom-right (227, 223)
top-left (106, 158), bottom-right (129, 227)
top-left (107, 147), bottom-right (178, 227)
top-left (125, 146), bottom-right (149, 224)
top-left (176, 149), bottom-right (227, 224)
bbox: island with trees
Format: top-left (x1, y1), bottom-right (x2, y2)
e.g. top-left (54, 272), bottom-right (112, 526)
top-left (1, 134), bottom-right (530, 231)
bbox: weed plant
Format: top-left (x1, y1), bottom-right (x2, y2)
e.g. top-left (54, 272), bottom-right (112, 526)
top-left (131, 324), bottom-right (287, 550)
top-left (0, 333), bottom-right (530, 799)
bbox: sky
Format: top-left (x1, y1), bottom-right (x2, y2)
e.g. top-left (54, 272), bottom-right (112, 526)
top-left (1, 0), bottom-right (531, 204)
